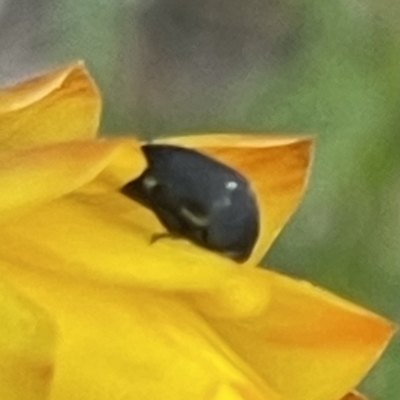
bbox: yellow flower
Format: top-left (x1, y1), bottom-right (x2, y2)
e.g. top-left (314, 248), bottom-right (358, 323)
top-left (0, 62), bottom-right (395, 400)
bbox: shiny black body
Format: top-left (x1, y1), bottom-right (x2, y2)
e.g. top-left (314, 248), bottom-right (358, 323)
top-left (121, 144), bottom-right (259, 262)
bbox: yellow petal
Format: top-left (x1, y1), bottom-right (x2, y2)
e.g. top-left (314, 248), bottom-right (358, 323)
top-left (0, 133), bottom-right (309, 298)
top-left (0, 61), bottom-right (100, 148)
top-left (202, 269), bottom-right (395, 400)
top-left (0, 262), bottom-right (279, 400)
top-left (0, 138), bottom-right (144, 221)
top-left (211, 382), bottom-right (277, 400)
top-left (156, 134), bottom-right (314, 264)
top-left (0, 188), bottom-right (250, 291)
top-left (0, 278), bottom-right (55, 400)
top-left (188, 267), bottom-right (271, 320)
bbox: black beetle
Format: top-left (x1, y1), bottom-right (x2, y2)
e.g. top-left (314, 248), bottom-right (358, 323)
top-left (121, 144), bottom-right (259, 262)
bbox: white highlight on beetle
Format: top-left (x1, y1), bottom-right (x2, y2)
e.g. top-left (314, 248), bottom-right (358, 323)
top-left (143, 175), bottom-right (158, 190)
top-left (180, 207), bottom-right (209, 227)
top-left (225, 181), bottom-right (238, 190)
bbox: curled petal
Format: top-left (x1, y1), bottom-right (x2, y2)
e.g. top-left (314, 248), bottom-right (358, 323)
top-left (0, 138), bottom-right (145, 221)
top-left (0, 61), bottom-right (100, 148)
top-left (156, 134), bottom-right (314, 264)
top-left (0, 133), bottom-right (311, 296)
top-left (0, 278), bottom-right (55, 400)
top-left (203, 269), bottom-right (395, 400)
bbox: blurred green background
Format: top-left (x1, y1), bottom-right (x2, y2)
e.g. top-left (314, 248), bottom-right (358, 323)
top-left (1, 1), bottom-right (398, 399)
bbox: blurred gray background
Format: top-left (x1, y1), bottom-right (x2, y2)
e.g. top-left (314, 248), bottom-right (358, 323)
top-left (1, 1), bottom-right (398, 399)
